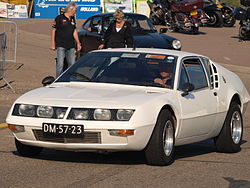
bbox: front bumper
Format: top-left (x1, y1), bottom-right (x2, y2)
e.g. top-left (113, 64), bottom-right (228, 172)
top-left (11, 123), bottom-right (153, 152)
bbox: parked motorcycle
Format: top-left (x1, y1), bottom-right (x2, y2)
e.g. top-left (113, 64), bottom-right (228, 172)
top-left (233, 0), bottom-right (250, 40)
top-left (147, 0), bottom-right (207, 34)
top-left (203, 0), bottom-right (236, 27)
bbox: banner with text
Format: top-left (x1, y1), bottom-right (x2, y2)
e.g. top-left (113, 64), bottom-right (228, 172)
top-left (0, 2), bottom-right (28, 18)
top-left (32, 0), bottom-right (101, 19)
top-left (103, 0), bottom-right (133, 13)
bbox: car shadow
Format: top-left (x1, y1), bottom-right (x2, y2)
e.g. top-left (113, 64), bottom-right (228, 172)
top-left (171, 30), bottom-right (207, 35)
top-left (12, 139), bottom-right (247, 165)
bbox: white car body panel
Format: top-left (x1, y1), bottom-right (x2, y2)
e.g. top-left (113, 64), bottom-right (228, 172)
top-left (6, 48), bottom-right (250, 152)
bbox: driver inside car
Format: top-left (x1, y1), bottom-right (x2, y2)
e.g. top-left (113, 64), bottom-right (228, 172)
top-left (154, 63), bottom-right (173, 88)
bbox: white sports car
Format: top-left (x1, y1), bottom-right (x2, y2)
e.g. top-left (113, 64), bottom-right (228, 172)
top-left (6, 48), bottom-right (250, 166)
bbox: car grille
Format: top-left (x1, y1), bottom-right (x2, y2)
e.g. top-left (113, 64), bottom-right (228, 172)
top-left (32, 130), bottom-right (101, 144)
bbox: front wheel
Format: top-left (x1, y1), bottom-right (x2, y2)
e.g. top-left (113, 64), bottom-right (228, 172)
top-left (214, 102), bottom-right (243, 153)
top-left (223, 16), bottom-right (236, 27)
top-left (15, 138), bottom-right (43, 157)
top-left (144, 109), bottom-right (175, 166)
top-left (206, 11), bottom-right (223, 27)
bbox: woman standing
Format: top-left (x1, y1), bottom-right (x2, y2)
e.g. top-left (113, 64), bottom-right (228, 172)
top-left (98, 9), bottom-right (133, 49)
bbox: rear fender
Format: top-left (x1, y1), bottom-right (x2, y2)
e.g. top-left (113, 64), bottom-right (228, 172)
top-left (221, 4), bottom-right (234, 13)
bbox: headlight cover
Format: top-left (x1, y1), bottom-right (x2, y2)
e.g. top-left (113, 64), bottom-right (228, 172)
top-left (55, 108), bottom-right (67, 119)
top-left (18, 104), bottom-right (36, 117)
top-left (68, 108), bottom-right (134, 121)
top-left (94, 109), bottom-right (111, 120)
top-left (117, 109), bottom-right (134, 121)
top-left (172, 39), bottom-right (182, 50)
top-left (37, 105), bottom-right (54, 118)
top-left (12, 104), bottom-right (67, 119)
top-left (71, 109), bottom-right (89, 120)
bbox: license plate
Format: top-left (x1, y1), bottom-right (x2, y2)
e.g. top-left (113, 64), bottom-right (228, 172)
top-left (42, 123), bottom-right (84, 136)
top-left (190, 10), bottom-right (198, 16)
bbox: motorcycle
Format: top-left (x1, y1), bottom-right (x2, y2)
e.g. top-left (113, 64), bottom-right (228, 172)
top-left (233, 0), bottom-right (250, 40)
top-left (203, 0), bottom-right (236, 27)
top-left (147, 0), bottom-right (207, 34)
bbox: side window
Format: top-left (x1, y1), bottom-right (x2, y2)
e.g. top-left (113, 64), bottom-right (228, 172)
top-left (83, 19), bottom-right (91, 31)
top-left (183, 58), bottom-right (208, 90)
top-left (201, 57), bottom-right (214, 89)
top-left (103, 16), bottom-right (115, 32)
top-left (178, 64), bottom-right (189, 91)
top-left (91, 17), bottom-right (102, 34)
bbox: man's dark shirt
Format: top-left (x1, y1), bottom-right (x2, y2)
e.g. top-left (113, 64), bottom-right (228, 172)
top-left (52, 14), bottom-right (76, 49)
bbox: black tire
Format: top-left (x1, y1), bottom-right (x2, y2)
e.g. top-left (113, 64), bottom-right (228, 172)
top-left (239, 26), bottom-right (248, 40)
top-left (15, 138), bottom-right (43, 157)
top-left (223, 16), bottom-right (236, 27)
top-left (173, 27), bottom-right (180, 32)
top-left (214, 102), bottom-right (243, 153)
top-left (145, 109), bottom-right (175, 166)
top-left (206, 11), bottom-right (223, 27)
top-left (191, 27), bottom-right (199, 34)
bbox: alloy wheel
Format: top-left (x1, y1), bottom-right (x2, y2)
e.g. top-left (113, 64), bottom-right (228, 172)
top-left (163, 120), bottom-right (174, 156)
top-left (230, 111), bottom-right (242, 144)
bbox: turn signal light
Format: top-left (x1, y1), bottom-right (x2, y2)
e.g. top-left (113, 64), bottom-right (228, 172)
top-left (8, 124), bottom-right (17, 130)
top-left (8, 124), bottom-right (25, 132)
top-left (109, 129), bottom-right (135, 136)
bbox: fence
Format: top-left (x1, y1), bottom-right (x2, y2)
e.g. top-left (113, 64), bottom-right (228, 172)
top-left (0, 21), bottom-right (18, 93)
top-left (0, 32), bottom-right (6, 80)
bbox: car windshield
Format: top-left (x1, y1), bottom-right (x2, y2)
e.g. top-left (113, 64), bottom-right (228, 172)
top-left (103, 15), bottom-right (157, 33)
top-left (56, 52), bottom-right (177, 89)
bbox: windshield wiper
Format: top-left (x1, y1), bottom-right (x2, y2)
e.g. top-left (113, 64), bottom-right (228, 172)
top-left (138, 81), bottom-right (165, 88)
top-left (69, 72), bottom-right (91, 81)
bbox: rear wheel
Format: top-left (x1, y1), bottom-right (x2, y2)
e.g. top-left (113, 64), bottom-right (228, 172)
top-left (239, 26), bottom-right (248, 40)
top-left (145, 109), bottom-right (175, 166)
top-left (191, 27), bottom-right (199, 34)
top-left (214, 102), bottom-right (243, 153)
top-left (206, 11), bottom-right (223, 27)
top-left (15, 138), bottom-right (43, 157)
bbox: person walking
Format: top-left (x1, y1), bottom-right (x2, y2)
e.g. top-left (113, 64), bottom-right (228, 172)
top-left (51, 2), bottom-right (81, 78)
top-left (98, 9), bottom-right (133, 49)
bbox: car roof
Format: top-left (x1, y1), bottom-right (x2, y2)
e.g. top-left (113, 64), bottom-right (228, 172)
top-left (90, 48), bottom-right (207, 59)
top-left (90, 12), bottom-right (148, 18)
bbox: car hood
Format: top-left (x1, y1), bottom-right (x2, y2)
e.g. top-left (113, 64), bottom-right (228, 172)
top-left (15, 82), bottom-right (171, 108)
top-left (133, 32), bottom-right (174, 49)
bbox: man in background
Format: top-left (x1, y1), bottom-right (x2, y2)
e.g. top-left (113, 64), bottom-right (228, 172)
top-left (51, 2), bottom-right (81, 78)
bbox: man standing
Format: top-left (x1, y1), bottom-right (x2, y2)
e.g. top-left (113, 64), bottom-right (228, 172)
top-left (51, 2), bottom-right (81, 78)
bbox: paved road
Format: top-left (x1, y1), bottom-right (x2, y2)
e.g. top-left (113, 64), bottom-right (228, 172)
top-left (0, 20), bottom-right (250, 188)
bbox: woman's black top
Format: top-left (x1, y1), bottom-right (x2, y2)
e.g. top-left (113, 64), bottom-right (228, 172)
top-left (103, 20), bottom-right (133, 48)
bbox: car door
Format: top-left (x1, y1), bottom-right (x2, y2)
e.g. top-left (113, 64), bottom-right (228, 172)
top-left (177, 57), bottom-right (218, 139)
top-left (81, 16), bottom-right (103, 53)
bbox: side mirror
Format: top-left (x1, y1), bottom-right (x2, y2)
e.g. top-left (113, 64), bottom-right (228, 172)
top-left (42, 76), bottom-right (55, 87)
top-left (159, 28), bottom-right (168, 33)
top-left (181, 83), bottom-right (195, 97)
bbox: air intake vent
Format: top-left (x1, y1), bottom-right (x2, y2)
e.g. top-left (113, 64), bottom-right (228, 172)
top-left (33, 130), bottom-right (101, 144)
top-left (212, 64), bottom-right (219, 89)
